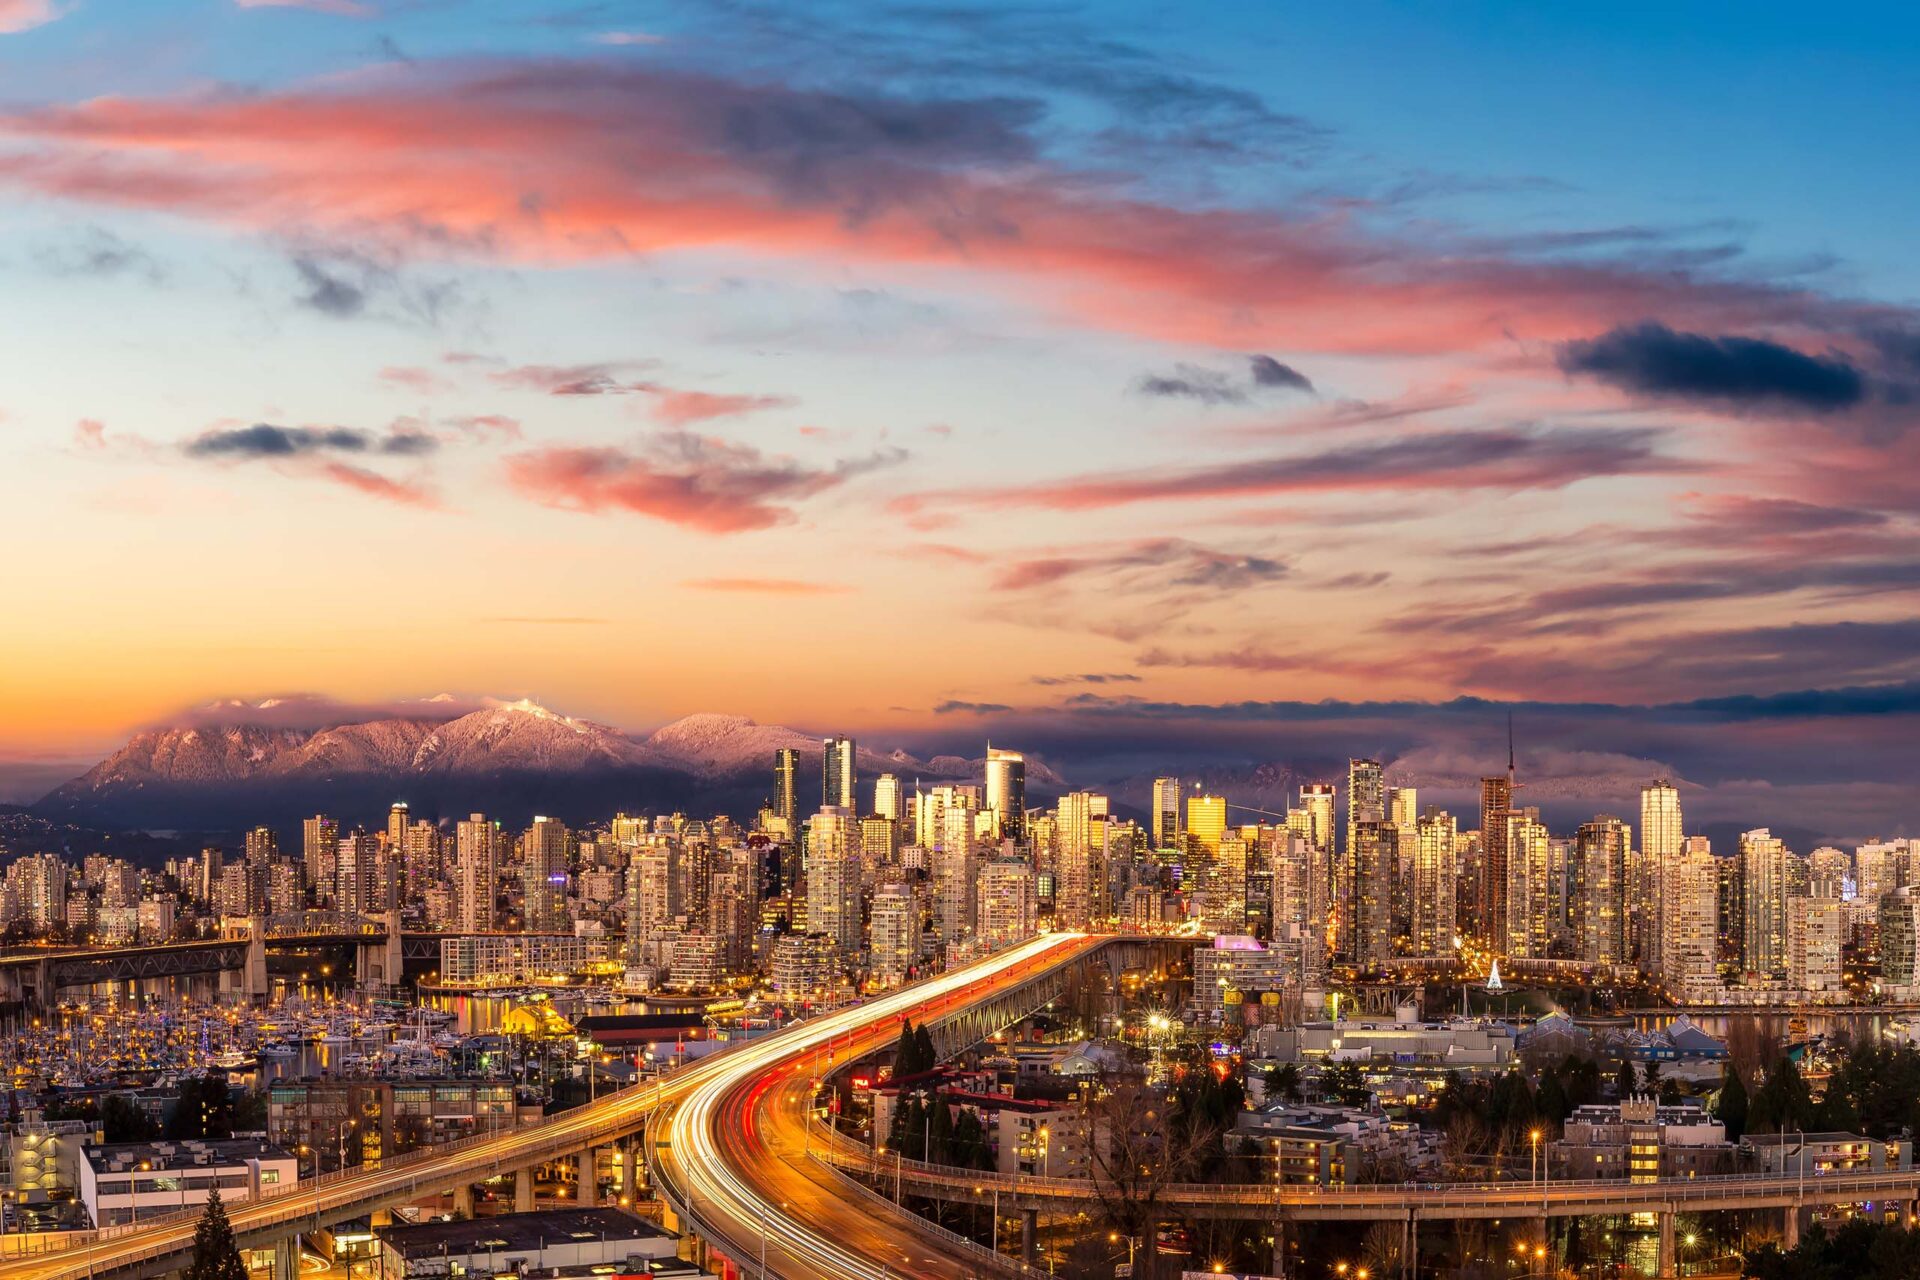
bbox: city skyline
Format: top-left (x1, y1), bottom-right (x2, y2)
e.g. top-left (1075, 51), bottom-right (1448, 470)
top-left (3, 4), bottom-right (1920, 835)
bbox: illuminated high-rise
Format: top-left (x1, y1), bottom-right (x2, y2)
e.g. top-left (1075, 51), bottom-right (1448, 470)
top-left (1479, 772), bottom-right (1514, 947)
top-left (1660, 844), bottom-right (1720, 997)
top-left (873, 773), bottom-right (902, 824)
top-left (1341, 760), bottom-right (1384, 960)
top-left (806, 806), bottom-right (861, 956)
top-left (1411, 809), bottom-right (1458, 957)
top-left (773, 748), bottom-right (798, 824)
top-left (1502, 808), bottom-right (1550, 958)
top-left (1572, 816), bottom-right (1629, 965)
top-left (1348, 819), bottom-right (1396, 968)
top-left (822, 736), bottom-right (856, 809)
top-left (1056, 791), bottom-right (1111, 927)
top-left (1640, 780), bottom-right (1682, 968)
top-left (1187, 792), bottom-right (1228, 857)
top-left (984, 747), bottom-right (1027, 840)
top-left (1740, 828), bottom-right (1790, 983)
top-left (454, 813), bottom-right (498, 933)
top-left (1151, 777), bottom-right (1182, 849)
top-left (520, 815), bottom-right (570, 932)
top-left (302, 815), bottom-right (339, 897)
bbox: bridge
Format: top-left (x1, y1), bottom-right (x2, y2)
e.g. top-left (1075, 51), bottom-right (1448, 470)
top-left (814, 1138), bottom-right (1917, 1273)
top-left (0, 917), bottom-right (440, 1007)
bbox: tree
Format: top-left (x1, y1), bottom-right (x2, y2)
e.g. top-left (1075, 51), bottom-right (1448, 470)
top-left (893, 1021), bottom-right (926, 1077)
top-left (1084, 1084), bottom-right (1218, 1280)
top-left (1642, 1060), bottom-right (1663, 1093)
top-left (1613, 1058), bottom-right (1639, 1100)
top-left (1749, 1057), bottom-right (1813, 1135)
top-left (1535, 1071), bottom-right (1568, 1131)
top-left (1323, 1062), bottom-right (1371, 1109)
top-left (182, 1189), bottom-right (246, 1280)
top-left (912, 1025), bottom-right (937, 1075)
top-left (101, 1094), bottom-right (159, 1143)
top-left (167, 1076), bottom-right (234, 1142)
top-left (1715, 1065), bottom-right (1749, 1142)
top-left (1262, 1063), bottom-right (1302, 1103)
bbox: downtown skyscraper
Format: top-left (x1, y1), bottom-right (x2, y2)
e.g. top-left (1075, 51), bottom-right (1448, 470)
top-left (822, 736), bottom-right (856, 810)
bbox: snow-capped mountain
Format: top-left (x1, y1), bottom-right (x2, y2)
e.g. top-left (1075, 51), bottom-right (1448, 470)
top-left (35, 700), bottom-right (1059, 835)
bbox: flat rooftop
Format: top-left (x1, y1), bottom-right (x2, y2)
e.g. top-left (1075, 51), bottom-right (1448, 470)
top-left (84, 1139), bottom-right (293, 1173)
top-left (377, 1209), bottom-right (670, 1258)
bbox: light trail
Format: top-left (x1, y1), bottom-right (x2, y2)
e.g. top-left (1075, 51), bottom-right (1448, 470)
top-left (660, 932), bottom-right (1094, 1280)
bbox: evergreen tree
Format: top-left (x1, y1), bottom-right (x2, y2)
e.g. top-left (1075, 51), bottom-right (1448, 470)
top-left (1715, 1066), bottom-right (1749, 1142)
top-left (926, 1093), bottom-right (955, 1164)
top-left (1613, 1058), bottom-right (1639, 1100)
top-left (912, 1025), bottom-right (937, 1075)
top-left (182, 1189), bottom-right (247, 1280)
top-left (1641, 1060), bottom-right (1663, 1093)
top-left (1262, 1063), bottom-right (1302, 1102)
top-left (1536, 1070), bottom-right (1568, 1129)
top-left (893, 1022), bottom-right (923, 1077)
top-left (167, 1077), bottom-right (234, 1142)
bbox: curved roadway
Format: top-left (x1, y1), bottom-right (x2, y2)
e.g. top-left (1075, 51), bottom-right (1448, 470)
top-left (657, 931), bottom-right (1099, 1280)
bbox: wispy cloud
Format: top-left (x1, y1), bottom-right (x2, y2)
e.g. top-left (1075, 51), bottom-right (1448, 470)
top-left (505, 432), bottom-right (906, 533)
top-left (681, 577), bottom-right (850, 594)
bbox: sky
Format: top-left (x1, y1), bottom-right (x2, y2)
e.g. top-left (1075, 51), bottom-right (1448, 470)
top-left (3, 1), bottom-right (1919, 838)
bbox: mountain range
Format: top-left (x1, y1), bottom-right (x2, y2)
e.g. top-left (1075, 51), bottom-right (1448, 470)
top-left (31, 700), bottom-right (1062, 839)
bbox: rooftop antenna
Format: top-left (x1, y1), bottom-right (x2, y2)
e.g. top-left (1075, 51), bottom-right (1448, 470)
top-left (1506, 711), bottom-right (1517, 790)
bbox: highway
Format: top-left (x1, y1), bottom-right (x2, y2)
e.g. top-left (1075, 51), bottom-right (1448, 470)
top-left (656, 931), bottom-right (1101, 1280)
top-left (0, 932), bottom-right (1096, 1280)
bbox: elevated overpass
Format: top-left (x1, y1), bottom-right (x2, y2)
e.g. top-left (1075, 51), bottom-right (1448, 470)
top-left (0, 932), bottom-right (1164, 1280)
top-left (0, 928), bottom-right (1894, 1280)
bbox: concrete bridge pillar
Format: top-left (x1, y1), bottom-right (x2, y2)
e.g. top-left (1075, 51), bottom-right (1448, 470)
top-left (619, 1141), bottom-right (638, 1202)
top-left (1404, 1211), bottom-right (1417, 1280)
top-left (271, 1235), bottom-right (301, 1280)
top-left (1021, 1208), bottom-right (1038, 1264)
top-left (1783, 1205), bottom-right (1800, 1250)
top-left (515, 1166), bottom-right (537, 1213)
top-left (1270, 1220), bottom-right (1288, 1279)
top-left (578, 1148), bottom-right (599, 1207)
top-left (357, 912), bottom-right (402, 992)
top-left (452, 1184), bottom-right (474, 1218)
top-left (1657, 1211), bottom-right (1675, 1279)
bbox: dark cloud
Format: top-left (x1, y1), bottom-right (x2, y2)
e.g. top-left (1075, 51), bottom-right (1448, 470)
top-left (1028, 673), bottom-right (1143, 687)
top-left (182, 423), bottom-right (437, 460)
top-left (1558, 322), bottom-right (1866, 412)
top-left (292, 254), bottom-right (369, 317)
top-left (32, 226), bottom-right (164, 282)
top-left (992, 537), bottom-right (1287, 592)
top-left (903, 425), bottom-right (1685, 515)
top-left (1135, 353), bottom-right (1314, 405)
top-left (932, 700), bottom-right (1013, 714)
top-left (1135, 364), bottom-right (1246, 405)
top-left (1248, 354), bottom-right (1313, 393)
top-left (289, 247), bottom-right (461, 325)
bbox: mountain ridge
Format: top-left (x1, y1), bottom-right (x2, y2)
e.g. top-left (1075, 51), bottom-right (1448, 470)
top-left (34, 701), bottom-right (1063, 835)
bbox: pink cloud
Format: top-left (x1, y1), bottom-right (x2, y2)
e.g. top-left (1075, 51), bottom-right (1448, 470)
top-left (234, 0), bottom-right (375, 16)
top-left (73, 418), bottom-right (106, 449)
top-left (636, 384), bottom-right (795, 426)
top-left (0, 62), bottom-right (1879, 360)
top-left (504, 433), bottom-right (904, 534)
top-left (0, 0), bottom-right (61, 35)
top-left (318, 461), bottom-right (438, 506)
top-left (896, 425), bottom-right (1689, 517)
top-left (378, 365), bottom-right (450, 394)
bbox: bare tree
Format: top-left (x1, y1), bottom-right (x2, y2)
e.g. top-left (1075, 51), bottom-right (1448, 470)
top-left (1084, 1082), bottom-right (1218, 1280)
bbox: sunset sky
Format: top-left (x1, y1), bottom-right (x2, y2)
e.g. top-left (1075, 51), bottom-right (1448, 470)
top-left (4, 3), bottom-right (1919, 833)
